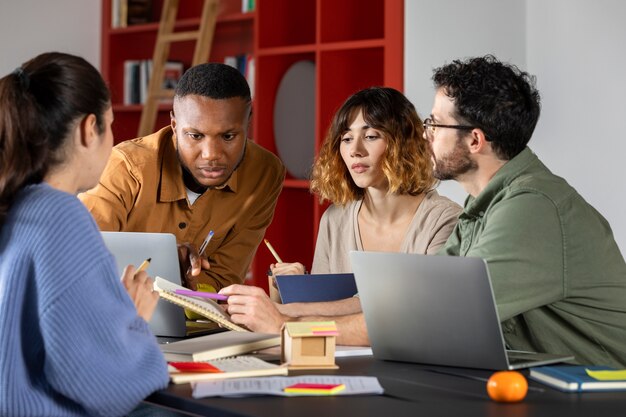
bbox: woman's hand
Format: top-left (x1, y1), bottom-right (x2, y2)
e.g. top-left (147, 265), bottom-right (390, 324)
top-left (270, 262), bottom-right (306, 277)
top-left (219, 284), bottom-right (287, 333)
top-left (121, 264), bottom-right (159, 322)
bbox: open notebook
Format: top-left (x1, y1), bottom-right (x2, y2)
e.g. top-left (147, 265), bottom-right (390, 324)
top-left (154, 277), bottom-right (247, 332)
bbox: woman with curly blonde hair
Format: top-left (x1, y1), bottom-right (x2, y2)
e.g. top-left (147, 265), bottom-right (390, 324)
top-left (272, 87), bottom-right (461, 277)
top-left (221, 88), bottom-right (461, 343)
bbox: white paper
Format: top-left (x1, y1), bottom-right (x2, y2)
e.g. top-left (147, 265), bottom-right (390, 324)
top-left (192, 375), bottom-right (384, 398)
top-left (252, 345), bottom-right (373, 361)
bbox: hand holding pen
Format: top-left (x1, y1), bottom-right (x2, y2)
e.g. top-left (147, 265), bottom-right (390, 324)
top-left (178, 230), bottom-right (214, 289)
top-left (121, 258), bottom-right (159, 322)
top-left (264, 239), bottom-right (306, 277)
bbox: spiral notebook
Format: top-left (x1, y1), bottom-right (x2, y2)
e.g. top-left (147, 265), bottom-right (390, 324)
top-left (154, 277), bottom-right (247, 332)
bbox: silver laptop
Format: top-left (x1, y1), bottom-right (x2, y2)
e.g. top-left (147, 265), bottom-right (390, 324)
top-left (101, 232), bottom-right (187, 337)
top-left (349, 251), bottom-right (574, 370)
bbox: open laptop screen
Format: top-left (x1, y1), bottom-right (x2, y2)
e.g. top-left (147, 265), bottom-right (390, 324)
top-left (349, 251), bottom-right (572, 370)
top-left (101, 232), bottom-right (187, 337)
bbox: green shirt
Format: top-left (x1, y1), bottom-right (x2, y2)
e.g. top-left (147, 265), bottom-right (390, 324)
top-left (441, 147), bottom-right (626, 367)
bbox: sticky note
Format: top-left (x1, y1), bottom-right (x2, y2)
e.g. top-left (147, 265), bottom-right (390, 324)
top-left (284, 383), bottom-right (346, 395)
top-left (169, 362), bottom-right (223, 373)
top-left (586, 369), bottom-right (626, 381)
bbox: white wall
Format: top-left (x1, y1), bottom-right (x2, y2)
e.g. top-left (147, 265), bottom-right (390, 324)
top-left (526, 0), bottom-right (626, 251)
top-left (404, 0), bottom-right (526, 207)
top-left (405, 0), bottom-right (626, 252)
top-left (0, 0), bottom-right (101, 76)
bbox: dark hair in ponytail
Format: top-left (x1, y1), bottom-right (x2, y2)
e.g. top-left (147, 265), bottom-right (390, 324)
top-left (0, 52), bottom-right (110, 225)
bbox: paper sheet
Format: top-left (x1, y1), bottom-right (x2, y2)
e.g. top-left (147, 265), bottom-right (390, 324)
top-left (253, 345), bottom-right (372, 361)
top-left (192, 375), bottom-right (383, 398)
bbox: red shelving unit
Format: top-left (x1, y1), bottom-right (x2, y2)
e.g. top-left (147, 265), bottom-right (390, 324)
top-left (101, 0), bottom-right (255, 142)
top-left (251, 0), bottom-right (404, 290)
top-left (100, 0), bottom-right (404, 290)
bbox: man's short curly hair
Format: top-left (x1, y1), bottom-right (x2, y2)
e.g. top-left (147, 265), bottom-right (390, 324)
top-left (432, 55), bottom-right (541, 160)
top-left (310, 87), bottom-right (435, 205)
top-left (175, 62), bottom-right (250, 102)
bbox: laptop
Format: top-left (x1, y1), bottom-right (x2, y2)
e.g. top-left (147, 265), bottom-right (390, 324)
top-left (101, 232), bottom-right (187, 337)
top-left (349, 251), bottom-right (574, 370)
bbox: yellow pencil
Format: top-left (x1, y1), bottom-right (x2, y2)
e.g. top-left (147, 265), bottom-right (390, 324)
top-left (136, 257), bottom-right (151, 274)
top-left (263, 239), bottom-right (283, 263)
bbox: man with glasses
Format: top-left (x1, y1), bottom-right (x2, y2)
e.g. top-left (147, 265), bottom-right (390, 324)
top-left (425, 55), bottom-right (626, 367)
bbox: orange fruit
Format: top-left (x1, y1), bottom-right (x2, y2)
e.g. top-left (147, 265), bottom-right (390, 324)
top-left (486, 371), bottom-right (528, 402)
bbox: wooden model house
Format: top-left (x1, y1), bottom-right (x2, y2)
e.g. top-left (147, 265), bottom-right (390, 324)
top-left (281, 321), bottom-right (339, 369)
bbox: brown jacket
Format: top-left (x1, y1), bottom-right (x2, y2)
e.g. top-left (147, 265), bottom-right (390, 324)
top-left (80, 126), bottom-right (285, 290)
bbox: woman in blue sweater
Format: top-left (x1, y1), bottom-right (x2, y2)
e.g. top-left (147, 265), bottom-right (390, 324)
top-left (0, 53), bottom-right (169, 416)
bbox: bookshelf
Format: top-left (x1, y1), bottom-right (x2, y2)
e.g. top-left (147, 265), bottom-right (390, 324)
top-left (100, 0), bottom-right (404, 289)
top-left (101, 0), bottom-right (254, 142)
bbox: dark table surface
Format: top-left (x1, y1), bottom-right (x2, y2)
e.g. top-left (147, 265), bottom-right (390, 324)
top-left (147, 356), bottom-right (626, 417)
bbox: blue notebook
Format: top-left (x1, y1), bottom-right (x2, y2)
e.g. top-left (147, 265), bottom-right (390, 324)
top-left (274, 273), bottom-right (357, 304)
top-left (529, 365), bottom-right (626, 392)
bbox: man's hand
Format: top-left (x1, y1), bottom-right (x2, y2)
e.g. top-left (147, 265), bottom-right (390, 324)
top-left (219, 284), bottom-right (287, 333)
top-left (177, 242), bottom-right (211, 290)
top-left (121, 264), bottom-right (159, 322)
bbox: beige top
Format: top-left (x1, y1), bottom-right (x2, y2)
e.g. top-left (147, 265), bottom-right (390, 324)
top-left (311, 190), bottom-right (462, 274)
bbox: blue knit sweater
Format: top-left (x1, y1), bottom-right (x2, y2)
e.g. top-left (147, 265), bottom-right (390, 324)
top-left (0, 183), bottom-right (169, 416)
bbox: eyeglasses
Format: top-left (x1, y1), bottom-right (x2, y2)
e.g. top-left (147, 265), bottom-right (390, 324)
top-left (423, 117), bottom-right (475, 139)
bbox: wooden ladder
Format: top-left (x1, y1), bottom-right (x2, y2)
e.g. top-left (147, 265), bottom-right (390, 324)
top-left (137, 0), bottom-right (219, 137)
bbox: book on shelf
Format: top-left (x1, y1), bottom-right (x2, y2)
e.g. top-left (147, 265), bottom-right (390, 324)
top-left (529, 365), bottom-right (626, 392)
top-left (112, 0), bottom-right (153, 28)
top-left (126, 0), bottom-right (153, 25)
top-left (154, 276), bottom-right (247, 332)
top-left (160, 330), bottom-right (281, 362)
top-left (246, 56), bottom-right (255, 99)
top-left (123, 60), bottom-right (140, 105)
top-left (168, 355), bottom-right (288, 384)
top-left (242, 0), bottom-right (255, 13)
top-left (111, 0), bottom-right (122, 28)
top-left (139, 60), bottom-right (151, 105)
top-left (162, 61), bottom-right (184, 90)
top-left (123, 60), bottom-right (184, 105)
top-left (224, 54), bottom-right (254, 98)
top-left (224, 54), bottom-right (250, 76)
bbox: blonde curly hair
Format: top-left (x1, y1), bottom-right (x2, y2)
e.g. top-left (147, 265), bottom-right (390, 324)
top-left (310, 87), bottom-right (435, 205)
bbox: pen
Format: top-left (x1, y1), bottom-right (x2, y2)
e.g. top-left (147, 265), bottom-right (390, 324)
top-left (198, 230), bottom-right (214, 257)
top-left (174, 288), bottom-right (228, 301)
top-left (185, 230), bottom-right (214, 277)
top-left (264, 239), bottom-right (283, 263)
top-left (136, 258), bottom-right (151, 274)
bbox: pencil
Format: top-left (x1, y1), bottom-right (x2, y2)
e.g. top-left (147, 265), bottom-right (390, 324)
top-left (264, 239), bottom-right (283, 263)
top-left (136, 257), bottom-right (151, 273)
top-left (198, 230), bottom-right (214, 257)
